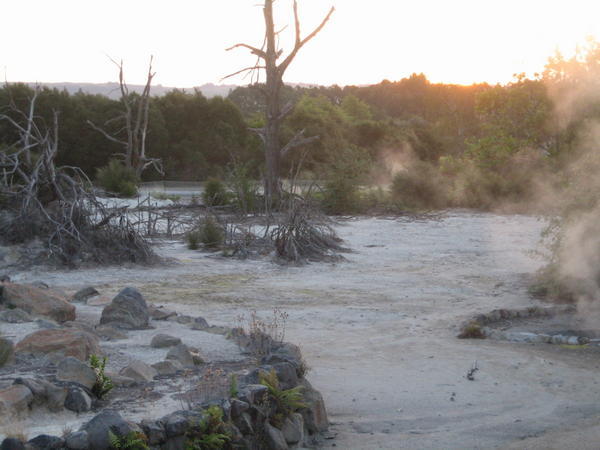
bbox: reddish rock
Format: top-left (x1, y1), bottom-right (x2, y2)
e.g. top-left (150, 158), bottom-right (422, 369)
top-left (16, 329), bottom-right (101, 361)
top-left (0, 282), bottom-right (75, 322)
top-left (0, 385), bottom-right (33, 424)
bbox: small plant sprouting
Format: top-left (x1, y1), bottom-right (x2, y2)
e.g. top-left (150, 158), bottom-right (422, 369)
top-left (108, 431), bottom-right (149, 450)
top-left (89, 354), bottom-right (114, 399)
top-left (259, 368), bottom-right (306, 426)
top-left (229, 373), bottom-right (238, 398)
top-left (185, 405), bottom-right (231, 450)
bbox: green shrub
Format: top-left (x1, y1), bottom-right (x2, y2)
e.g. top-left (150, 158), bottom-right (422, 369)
top-left (151, 192), bottom-right (181, 202)
top-left (89, 354), bottom-right (114, 399)
top-left (229, 166), bottom-right (260, 214)
top-left (186, 230), bottom-right (201, 250)
top-left (186, 405), bottom-right (230, 450)
top-left (203, 178), bottom-right (228, 207)
top-left (199, 217), bottom-right (225, 249)
top-left (322, 176), bottom-right (361, 215)
top-left (96, 160), bottom-right (138, 197)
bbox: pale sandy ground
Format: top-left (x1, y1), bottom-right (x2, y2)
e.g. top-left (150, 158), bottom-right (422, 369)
top-left (10, 211), bottom-right (600, 449)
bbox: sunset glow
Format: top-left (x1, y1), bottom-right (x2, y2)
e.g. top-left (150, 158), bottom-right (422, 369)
top-left (3, 0), bottom-right (600, 87)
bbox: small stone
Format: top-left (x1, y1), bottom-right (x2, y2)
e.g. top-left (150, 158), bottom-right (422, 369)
top-left (141, 420), bottom-right (165, 445)
top-left (148, 305), bottom-right (177, 321)
top-left (57, 357), bottom-right (97, 390)
top-left (150, 334), bottom-right (182, 348)
top-left (0, 308), bottom-right (32, 323)
top-left (163, 413), bottom-right (189, 437)
top-left (64, 387), bottom-right (92, 413)
top-left (105, 373), bottom-right (137, 388)
top-left (35, 319), bottom-right (60, 329)
top-left (175, 315), bottom-right (193, 324)
top-left (71, 287), bottom-right (100, 303)
top-left (189, 316), bottom-right (209, 330)
top-left (13, 378), bottom-right (67, 411)
top-left (120, 360), bottom-right (157, 382)
top-left (86, 296), bottom-right (112, 307)
top-left (99, 287), bottom-right (149, 330)
top-left (239, 384), bottom-right (268, 405)
top-left (82, 410), bottom-right (137, 450)
top-left (166, 344), bottom-right (196, 368)
top-left (64, 431), bottom-right (88, 449)
top-left (230, 399), bottom-right (250, 418)
top-left (94, 325), bottom-right (127, 341)
top-left (0, 385), bottom-right (33, 418)
top-left (27, 435), bottom-right (64, 449)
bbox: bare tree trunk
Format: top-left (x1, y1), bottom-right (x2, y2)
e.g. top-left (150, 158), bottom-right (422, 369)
top-left (226, 0), bottom-right (333, 210)
top-left (88, 57), bottom-right (162, 180)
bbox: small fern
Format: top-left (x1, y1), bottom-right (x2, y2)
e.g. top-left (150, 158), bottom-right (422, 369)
top-left (89, 354), bottom-right (114, 399)
top-left (108, 431), bottom-right (148, 450)
top-left (260, 368), bottom-right (306, 421)
top-left (185, 405), bottom-right (231, 450)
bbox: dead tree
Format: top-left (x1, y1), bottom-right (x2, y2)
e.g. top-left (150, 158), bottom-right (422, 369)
top-left (226, 0), bottom-right (334, 209)
top-left (88, 57), bottom-right (162, 179)
top-left (0, 85), bottom-right (155, 267)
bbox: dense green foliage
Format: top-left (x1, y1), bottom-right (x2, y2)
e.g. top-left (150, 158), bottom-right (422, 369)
top-left (96, 160), bottom-right (139, 197)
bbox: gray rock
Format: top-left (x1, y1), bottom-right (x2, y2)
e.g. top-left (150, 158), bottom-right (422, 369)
top-left (82, 410), bottom-right (136, 450)
top-left (0, 274), bottom-right (10, 283)
top-left (94, 325), bottom-right (127, 341)
top-left (0, 438), bottom-right (25, 450)
top-left (282, 413), bottom-right (304, 445)
top-left (105, 373), bottom-right (137, 387)
top-left (0, 337), bottom-right (14, 367)
top-left (64, 431), bottom-right (88, 449)
top-left (13, 378), bottom-right (67, 412)
top-left (230, 399), bottom-right (250, 418)
top-left (166, 344), bottom-right (196, 368)
top-left (99, 287), bottom-right (149, 330)
top-left (148, 305), bottom-right (177, 321)
top-left (151, 360), bottom-right (183, 376)
top-left (57, 357), bottom-right (97, 390)
top-left (272, 362), bottom-right (299, 390)
top-left (189, 316), bottom-right (209, 330)
top-left (0, 282), bottom-right (75, 322)
top-left (162, 413), bottom-right (189, 437)
top-left (235, 412), bottom-right (254, 435)
top-left (239, 384), bottom-right (268, 405)
top-left (0, 384), bottom-right (33, 417)
top-left (0, 308), bottom-right (32, 323)
top-left (299, 379), bottom-right (328, 433)
top-left (265, 422), bottom-right (289, 450)
top-left (174, 315), bottom-right (193, 324)
top-left (27, 435), bottom-right (64, 449)
top-left (150, 334), bottom-right (182, 348)
top-left (120, 360), bottom-right (157, 382)
top-left (35, 319), bottom-right (60, 329)
top-left (71, 287), bottom-right (99, 303)
top-left (140, 420), bottom-right (165, 445)
top-left (64, 386), bottom-right (92, 413)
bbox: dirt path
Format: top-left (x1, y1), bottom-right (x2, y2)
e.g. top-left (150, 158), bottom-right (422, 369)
top-left (11, 211), bottom-right (600, 449)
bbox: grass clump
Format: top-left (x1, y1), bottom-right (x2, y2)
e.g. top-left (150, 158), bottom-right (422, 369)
top-left (96, 159), bottom-right (138, 197)
top-left (260, 368), bottom-right (306, 426)
top-left (457, 322), bottom-right (486, 339)
top-left (89, 354), bottom-right (114, 399)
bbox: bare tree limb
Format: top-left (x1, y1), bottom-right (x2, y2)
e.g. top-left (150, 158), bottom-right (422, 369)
top-left (281, 129), bottom-right (319, 158)
top-left (225, 43), bottom-right (267, 59)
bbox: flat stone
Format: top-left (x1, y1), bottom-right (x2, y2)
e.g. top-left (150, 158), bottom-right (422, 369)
top-left (0, 282), bottom-right (75, 322)
top-left (94, 325), bottom-right (128, 341)
top-left (239, 384), bottom-right (268, 405)
top-left (151, 334), bottom-right (182, 348)
top-left (86, 296), bottom-right (112, 307)
top-left (174, 315), bottom-right (193, 324)
top-left (148, 305), bottom-right (177, 321)
top-left (71, 286), bottom-right (99, 303)
top-left (35, 319), bottom-right (60, 329)
top-left (105, 373), bottom-right (137, 388)
top-left (166, 344), bottom-right (196, 368)
top-left (151, 360), bottom-right (183, 376)
top-left (99, 287), bottom-right (149, 329)
top-left (57, 357), bottom-right (97, 390)
top-left (189, 316), bottom-right (209, 330)
top-left (0, 308), bottom-right (32, 323)
top-left (120, 360), bottom-right (157, 382)
top-left (16, 329), bottom-right (102, 361)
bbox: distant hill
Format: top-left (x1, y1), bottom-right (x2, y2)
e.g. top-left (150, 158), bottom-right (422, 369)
top-left (23, 82), bottom-right (236, 99)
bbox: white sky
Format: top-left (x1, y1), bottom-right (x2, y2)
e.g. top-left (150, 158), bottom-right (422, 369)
top-left (3, 0), bottom-right (600, 87)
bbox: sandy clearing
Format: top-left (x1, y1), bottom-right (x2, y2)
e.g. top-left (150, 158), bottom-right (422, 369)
top-left (9, 211), bottom-right (600, 449)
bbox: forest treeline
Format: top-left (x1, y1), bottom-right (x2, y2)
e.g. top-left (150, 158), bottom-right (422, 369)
top-left (1, 40), bottom-right (599, 212)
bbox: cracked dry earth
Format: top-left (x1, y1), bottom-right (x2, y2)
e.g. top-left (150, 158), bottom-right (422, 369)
top-left (11, 211), bottom-right (600, 449)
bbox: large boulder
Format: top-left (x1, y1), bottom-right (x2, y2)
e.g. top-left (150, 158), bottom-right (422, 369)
top-left (0, 308), bottom-right (32, 323)
top-left (81, 410), bottom-right (138, 450)
top-left (0, 283), bottom-right (75, 323)
top-left (166, 344), bottom-right (196, 368)
top-left (16, 329), bottom-right (102, 361)
top-left (13, 378), bottom-right (67, 412)
top-left (99, 287), bottom-right (149, 329)
top-left (57, 357), bottom-right (97, 390)
top-left (64, 387), bottom-right (92, 413)
top-left (119, 360), bottom-right (157, 382)
top-left (0, 385), bottom-right (33, 424)
top-left (299, 379), bottom-right (329, 434)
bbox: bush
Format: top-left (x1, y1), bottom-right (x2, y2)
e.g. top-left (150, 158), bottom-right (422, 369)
top-left (186, 230), bottom-right (202, 250)
top-left (89, 354), bottom-right (114, 399)
top-left (196, 217), bottom-right (225, 249)
top-left (229, 165), bottom-right (260, 214)
top-left (203, 178), bottom-right (229, 207)
top-left (96, 160), bottom-right (138, 197)
top-left (391, 161), bottom-right (447, 210)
